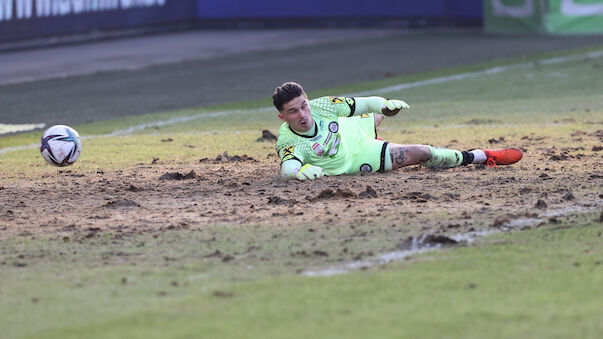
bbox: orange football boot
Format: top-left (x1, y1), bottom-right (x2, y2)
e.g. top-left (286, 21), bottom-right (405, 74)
top-left (483, 147), bottom-right (523, 168)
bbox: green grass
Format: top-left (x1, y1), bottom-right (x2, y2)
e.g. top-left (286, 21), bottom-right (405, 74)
top-left (2, 214), bottom-right (601, 339)
top-left (1, 45), bottom-right (603, 338)
top-left (1, 46), bottom-right (602, 180)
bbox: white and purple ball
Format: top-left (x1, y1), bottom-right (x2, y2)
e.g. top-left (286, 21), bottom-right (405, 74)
top-left (40, 125), bottom-right (82, 167)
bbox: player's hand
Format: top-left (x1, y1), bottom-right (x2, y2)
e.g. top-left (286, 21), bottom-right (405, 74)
top-left (296, 164), bottom-right (324, 181)
top-left (381, 99), bottom-right (410, 116)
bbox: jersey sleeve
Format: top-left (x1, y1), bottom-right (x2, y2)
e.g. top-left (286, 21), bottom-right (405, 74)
top-left (277, 144), bottom-right (305, 164)
top-left (311, 96), bottom-right (356, 118)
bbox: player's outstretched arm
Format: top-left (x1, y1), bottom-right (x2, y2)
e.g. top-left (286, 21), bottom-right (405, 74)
top-left (281, 159), bottom-right (324, 180)
top-left (354, 97), bottom-right (409, 117)
top-left (381, 99), bottom-right (410, 116)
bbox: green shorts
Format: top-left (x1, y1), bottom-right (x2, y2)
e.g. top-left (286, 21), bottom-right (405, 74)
top-left (338, 113), bottom-right (388, 174)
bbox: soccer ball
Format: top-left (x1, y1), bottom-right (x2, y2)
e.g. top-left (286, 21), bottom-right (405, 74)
top-left (40, 125), bottom-right (82, 167)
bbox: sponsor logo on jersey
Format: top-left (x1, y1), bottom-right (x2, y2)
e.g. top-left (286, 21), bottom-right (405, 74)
top-left (319, 120), bottom-right (324, 131)
top-left (328, 136), bottom-right (340, 155)
top-left (360, 164), bottom-right (372, 173)
top-left (282, 145), bottom-right (295, 156)
top-left (330, 97), bottom-right (344, 104)
top-left (312, 142), bottom-right (325, 156)
top-left (328, 121), bottom-right (339, 133)
top-left (310, 135), bottom-right (322, 142)
top-left (323, 132), bottom-right (332, 146)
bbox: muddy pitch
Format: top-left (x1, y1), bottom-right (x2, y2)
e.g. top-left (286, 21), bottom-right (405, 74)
top-left (1, 131), bottom-right (601, 240)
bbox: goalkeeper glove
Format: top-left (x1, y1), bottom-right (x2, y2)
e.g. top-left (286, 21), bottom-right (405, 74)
top-left (296, 164), bottom-right (324, 181)
top-left (381, 99), bottom-right (410, 116)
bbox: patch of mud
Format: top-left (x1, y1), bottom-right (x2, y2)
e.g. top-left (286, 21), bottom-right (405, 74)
top-left (267, 196), bottom-right (297, 205)
top-left (308, 188), bottom-right (357, 201)
top-left (159, 170), bottom-right (197, 180)
top-left (200, 152), bottom-right (256, 163)
top-left (103, 199), bottom-right (141, 208)
top-left (0, 133), bottom-right (601, 242)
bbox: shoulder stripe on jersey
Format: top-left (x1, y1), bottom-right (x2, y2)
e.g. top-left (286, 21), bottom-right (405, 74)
top-left (347, 97), bottom-right (356, 117)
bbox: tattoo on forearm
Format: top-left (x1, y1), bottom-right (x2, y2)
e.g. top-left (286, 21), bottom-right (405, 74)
top-left (392, 147), bottom-right (407, 168)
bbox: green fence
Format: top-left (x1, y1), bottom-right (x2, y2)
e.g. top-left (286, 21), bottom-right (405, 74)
top-left (484, 0), bottom-right (603, 33)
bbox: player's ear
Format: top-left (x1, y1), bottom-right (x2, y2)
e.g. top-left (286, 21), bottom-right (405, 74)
top-left (278, 113), bottom-right (286, 122)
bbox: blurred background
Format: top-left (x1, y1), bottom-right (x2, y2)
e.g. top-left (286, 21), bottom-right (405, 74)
top-left (1, 0), bottom-right (602, 133)
top-left (3, 0), bottom-right (603, 45)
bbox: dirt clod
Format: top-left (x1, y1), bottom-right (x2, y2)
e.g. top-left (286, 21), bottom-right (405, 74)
top-left (312, 250), bottom-right (329, 257)
top-left (159, 170), bottom-right (196, 180)
top-left (563, 192), bottom-right (575, 201)
top-left (204, 250), bottom-right (222, 258)
top-left (359, 185), bottom-right (378, 199)
top-left (492, 214), bottom-right (514, 227)
top-left (256, 130), bottom-right (277, 142)
top-left (535, 199), bottom-right (548, 209)
top-left (213, 291), bottom-right (234, 298)
top-left (398, 234), bottom-right (460, 250)
top-left (592, 146), bottom-right (603, 152)
top-left (309, 188), bottom-right (357, 201)
top-left (127, 184), bottom-right (142, 192)
top-left (214, 152), bottom-right (255, 163)
top-left (103, 199), bottom-right (140, 208)
top-left (549, 154), bottom-right (569, 161)
top-left (267, 196), bottom-right (295, 205)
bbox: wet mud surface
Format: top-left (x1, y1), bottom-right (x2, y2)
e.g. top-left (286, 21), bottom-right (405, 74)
top-left (1, 131), bottom-right (601, 242)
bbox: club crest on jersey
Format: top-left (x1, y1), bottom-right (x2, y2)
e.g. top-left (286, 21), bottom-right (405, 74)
top-left (330, 97), bottom-right (344, 104)
top-left (328, 121), bottom-right (339, 133)
top-left (360, 164), bottom-right (372, 173)
top-left (312, 142), bottom-right (325, 156)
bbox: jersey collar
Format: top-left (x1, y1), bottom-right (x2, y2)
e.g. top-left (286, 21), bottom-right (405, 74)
top-left (288, 121), bottom-right (317, 139)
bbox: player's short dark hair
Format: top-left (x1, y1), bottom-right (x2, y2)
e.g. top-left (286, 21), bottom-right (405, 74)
top-left (273, 82), bottom-right (306, 111)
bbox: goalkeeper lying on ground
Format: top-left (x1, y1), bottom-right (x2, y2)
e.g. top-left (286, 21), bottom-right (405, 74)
top-left (273, 82), bottom-right (523, 180)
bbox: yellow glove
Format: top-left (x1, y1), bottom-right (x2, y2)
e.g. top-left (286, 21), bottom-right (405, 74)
top-left (381, 99), bottom-right (410, 116)
top-left (296, 164), bottom-right (324, 181)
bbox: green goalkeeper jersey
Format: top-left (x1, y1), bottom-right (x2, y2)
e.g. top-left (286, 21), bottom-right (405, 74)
top-left (275, 96), bottom-right (386, 176)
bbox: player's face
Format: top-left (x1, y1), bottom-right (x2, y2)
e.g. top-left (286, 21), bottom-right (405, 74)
top-left (278, 95), bottom-right (314, 132)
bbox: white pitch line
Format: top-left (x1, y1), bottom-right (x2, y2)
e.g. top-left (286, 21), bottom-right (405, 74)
top-left (302, 206), bottom-right (596, 277)
top-left (344, 49), bottom-right (603, 97)
top-left (0, 123), bottom-right (46, 135)
top-left (2, 49), bottom-right (603, 156)
top-left (0, 108), bottom-right (268, 155)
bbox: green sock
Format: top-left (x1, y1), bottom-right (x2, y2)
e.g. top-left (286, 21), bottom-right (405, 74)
top-left (423, 146), bottom-right (463, 168)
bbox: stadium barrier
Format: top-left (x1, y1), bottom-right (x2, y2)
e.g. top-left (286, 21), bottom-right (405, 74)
top-left (0, 0), bottom-right (482, 45)
top-left (484, 0), bottom-right (603, 34)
